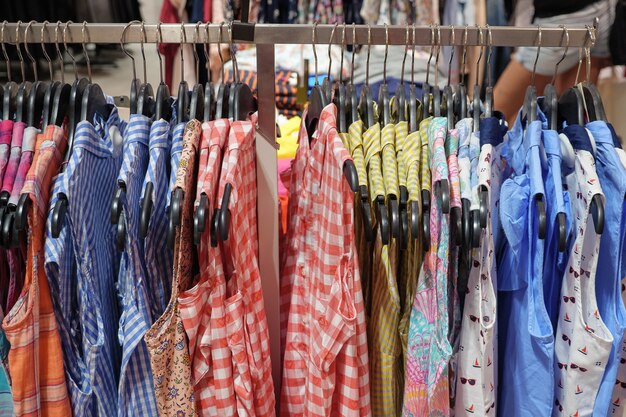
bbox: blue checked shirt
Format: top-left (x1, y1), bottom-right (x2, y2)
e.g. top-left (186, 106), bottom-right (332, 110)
top-left (140, 119), bottom-right (173, 321)
top-left (116, 114), bottom-right (159, 417)
top-left (45, 107), bottom-right (126, 417)
top-left (166, 123), bottom-right (185, 213)
top-left (585, 121), bottom-right (626, 417)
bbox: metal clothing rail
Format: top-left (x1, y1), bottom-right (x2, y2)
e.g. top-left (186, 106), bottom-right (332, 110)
top-left (0, 21), bottom-right (596, 403)
top-left (1, 22), bottom-right (595, 46)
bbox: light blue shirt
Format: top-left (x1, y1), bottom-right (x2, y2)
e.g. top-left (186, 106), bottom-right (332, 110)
top-left (585, 121), bottom-right (626, 417)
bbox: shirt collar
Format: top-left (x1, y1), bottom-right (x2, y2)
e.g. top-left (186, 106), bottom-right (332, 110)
top-left (125, 114), bottom-right (151, 146)
top-left (73, 106), bottom-right (124, 158)
top-left (149, 119), bottom-right (171, 150)
top-left (479, 116), bottom-right (507, 147)
top-left (563, 124), bottom-right (594, 155)
top-left (0, 120), bottom-right (13, 146)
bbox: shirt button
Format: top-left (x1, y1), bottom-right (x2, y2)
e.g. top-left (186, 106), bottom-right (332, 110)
top-left (318, 316), bottom-right (328, 327)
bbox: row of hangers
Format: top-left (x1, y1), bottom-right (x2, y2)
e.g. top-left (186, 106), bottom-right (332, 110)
top-left (0, 20), bottom-right (258, 253)
top-left (304, 21), bottom-right (607, 257)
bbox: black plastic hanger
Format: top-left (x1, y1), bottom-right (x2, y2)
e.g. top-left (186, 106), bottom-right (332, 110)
top-left (40, 21), bottom-right (59, 130)
top-left (321, 23), bottom-right (339, 103)
top-left (471, 26), bottom-right (484, 133)
top-left (431, 26), bottom-right (442, 118)
top-left (188, 23), bottom-right (205, 122)
top-left (483, 25), bottom-right (494, 119)
top-left (176, 23), bottom-right (190, 126)
top-left (22, 21), bottom-right (47, 129)
top-left (202, 23), bottom-right (215, 123)
top-left (1, 22), bottom-right (18, 121)
top-left (13, 22), bottom-right (32, 124)
top-left (214, 23), bottom-right (230, 120)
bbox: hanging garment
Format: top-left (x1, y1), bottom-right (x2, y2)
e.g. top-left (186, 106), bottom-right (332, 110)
top-left (0, 121), bottom-right (13, 184)
top-left (179, 119), bottom-right (237, 416)
top-left (404, 117), bottom-right (452, 417)
top-left (281, 104), bottom-right (370, 417)
top-left (116, 114), bottom-right (160, 417)
top-left (216, 115), bottom-right (276, 417)
top-left (454, 120), bottom-right (498, 417)
top-left (4, 124), bottom-right (71, 417)
top-left (446, 128), bottom-right (462, 347)
top-left (585, 121), bottom-right (626, 417)
top-left (0, 309), bottom-right (12, 417)
top-left (497, 114), bottom-right (554, 417)
top-left (45, 110), bottom-right (127, 417)
top-left (8, 126), bottom-right (36, 209)
top-left (2, 120), bottom-right (25, 196)
top-left (368, 119), bottom-right (402, 417)
top-left (398, 122), bottom-right (423, 368)
top-left (145, 120), bottom-right (201, 417)
top-left (456, 118), bottom-right (473, 313)
top-left (553, 125), bottom-right (613, 417)
top-left (541, 123), bottom-right (571, 331)
top-left (141, 119), bottom-right (174, 322)
top-left (166, 122), bottom-right (186, 215)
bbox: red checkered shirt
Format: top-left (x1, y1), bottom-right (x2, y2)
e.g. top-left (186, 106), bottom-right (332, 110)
top-left (179, 119), bottom-right (237, 416)
top-left (280, 104), bottom-right (371, 417)
top-left (216, 114), bottom-right (276, 417)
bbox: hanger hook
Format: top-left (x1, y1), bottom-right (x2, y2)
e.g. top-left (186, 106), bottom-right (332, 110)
top-left (350, 23), bottom-right (356, 83)
top-left (485, 24), bottom-right (493, 87)
top-left (140, 21), bottom-right (148, 83)
top-left (120, 21), bottom-right (138, 81)
top-left (1, 21), bottom-right (10, 82)
top-left (180, 22), bottom-right (186, 83)
top-left (530, 25), bottom-right (542, 86)
top-left (383, 23), bottom-right (389, 84)
top-left (218, 22), bottom-right (226, 83)
top-left (155, 23), bottom-right (165, 84)
top-left (81, 21), bottom-right (92, 83)
top-left (41, 21), bottom-right (53, 81)
top-left (434, 24), bottom-right (441, 86)
top-left (15, 21), bottom-right (25, 83)
top-left (327, 23), bottom-right (338, 84)
top-left (193, 22), bottom-right (201, 83)
top-left (55, 21), bottom-right (64, 84)
top-left (446, 25), bottom-right (455, 87)
top-left (366, 24), bottom-right (372, 87)
top-left (24, 20), bottom-right (38, 82)
top-left (584, 24), bottom-right (595, 83)
top-left (461, 25), bottom-right (468, 82)
top-left (312, 22), bottom-right (319, 86)
top-left (63, 21), bottom-right (79, 80)
top-left (474, 24), bottom-right (484, 88)
top-left (401, 24), bottom-right (410, 85)
top-left (203, 22), bottom-right (211, 82)
top-left (228, 21), bottom-right (239, 83)
top-left (426, 24), bottom-right (435, 85)
top-left (551, 25), bottom-right (568, 85)
top-left (411, 24), bottom-right (416, 85)
top-left (340, 23), bottom-right (346, 84)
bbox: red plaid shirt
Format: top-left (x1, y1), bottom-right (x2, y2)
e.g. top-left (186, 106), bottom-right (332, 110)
top-left (180, 119), bottom-right (237, 416)
top-left (280, 104), bottom-right (371, 417)
top-left (216, 114), bottom-right (276, 417)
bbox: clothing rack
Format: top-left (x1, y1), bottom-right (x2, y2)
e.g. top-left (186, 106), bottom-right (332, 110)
top-left (0, 21), bottom-right (596, 399)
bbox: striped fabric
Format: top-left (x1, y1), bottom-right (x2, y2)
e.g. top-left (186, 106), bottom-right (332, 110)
top-left (179, 118), bottom-right (236, 416)
top-left (419, 117), bottom-right (432, 193)
top-left (5, 124), bottom-right (71, 417)
top-left (141, 119), bottom-right (173, 321)
top-left (368, 122), bottom-right (402, 417)
top-left (145, 120), bottom-right (201, 417)
top-left (217, 115), bottom-right (275, 417)
top-left (0, 310), bottom-right (13, 417)
top-left (363, 122), bottom-right (386, 201)
top-left (45, 111), bottom-right (127, 417)
top-left (281, 104), bottom-right (370, 417)
top-left (166, 122), bottom-right (186, 213)
top-left (0, 121), bottom-right (13, 182)
top-left (348, 120), bottom-right (368, 188)
top-left (8, 127), bottom-right (37, 206)
top-left (116, 114), bottom-right (159, 417)
top-left (395, 121), bottom-right (408, 189)
top-left (1, 121), bottom-right (25, 195)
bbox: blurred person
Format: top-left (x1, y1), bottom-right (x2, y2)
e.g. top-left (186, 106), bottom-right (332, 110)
top-left (494, 0), bottom-right (617, 125)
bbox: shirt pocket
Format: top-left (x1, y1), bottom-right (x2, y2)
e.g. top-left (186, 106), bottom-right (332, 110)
top-left (309, 254), bottom-right (358, 373)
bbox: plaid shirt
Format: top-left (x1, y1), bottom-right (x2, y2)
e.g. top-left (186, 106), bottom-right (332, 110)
top-left (180, 119), bottom-right (236, 416)
top-left (45, 110), bottom-right (127, 417)
top-left (9, 127), bottom-right (37, 207)
top-left (280, 104), bottom-right (370, 417)
top-left (4, 124), bottom-right (71, 417)
top-left (141, 119), bottom-right (174, 320)
top-left (0, 121), bottom-right (13, 183)
top-left (145, 120), bottom-right (201, 417)
top-left (1, 121), bottom-right (25, 196)
top-left (116, 114), bottom-right (159, 417)
top-left (216, 114), bottom-right (276, 417)
top-left (166, 123), bottom-right (186, 213)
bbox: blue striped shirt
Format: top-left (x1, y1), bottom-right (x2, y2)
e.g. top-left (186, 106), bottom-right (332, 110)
top-left (140, 119), bottom-right (173, 320)
top-left (45, 107), bottom-right (126, 417)
top-left (166, 123), bottom-right (185, 213)
top-left (116, 114), bottom-right (159, 417)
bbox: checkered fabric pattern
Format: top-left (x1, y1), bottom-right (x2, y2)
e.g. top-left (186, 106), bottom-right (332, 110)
top-left (116, 114), bottom-right (159, 417)
top-left (369, 121), bottom-right (402, 417)
top-left (141, 119), bottom-right (174, 320)
top-left (1, 121), bottom-right (25, 195)
top-left (8, 126), bottom-right (37, 206)
top-left (395, 121), bottom-right (408, 189)
top-left (280, 104), bottom-right (370, 417)
top-left (45, 111), bottom-right (127, 417)
top-left (166, 122), bottom-right (186, 212)
top-left (362, 122), bottom-right (386, 201)
top-left (348, 120), bottom-right (368, 188)
top-left (179, 118), bottom-right (236, 416)
top-left (216, 114), bottom-right (275, 417)
top-left (4, 124), bottom-right (71, 417)
top-left (0, 120), bottom-right (13, 182)
top-left (145, 120), bottom-right (201, 417)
